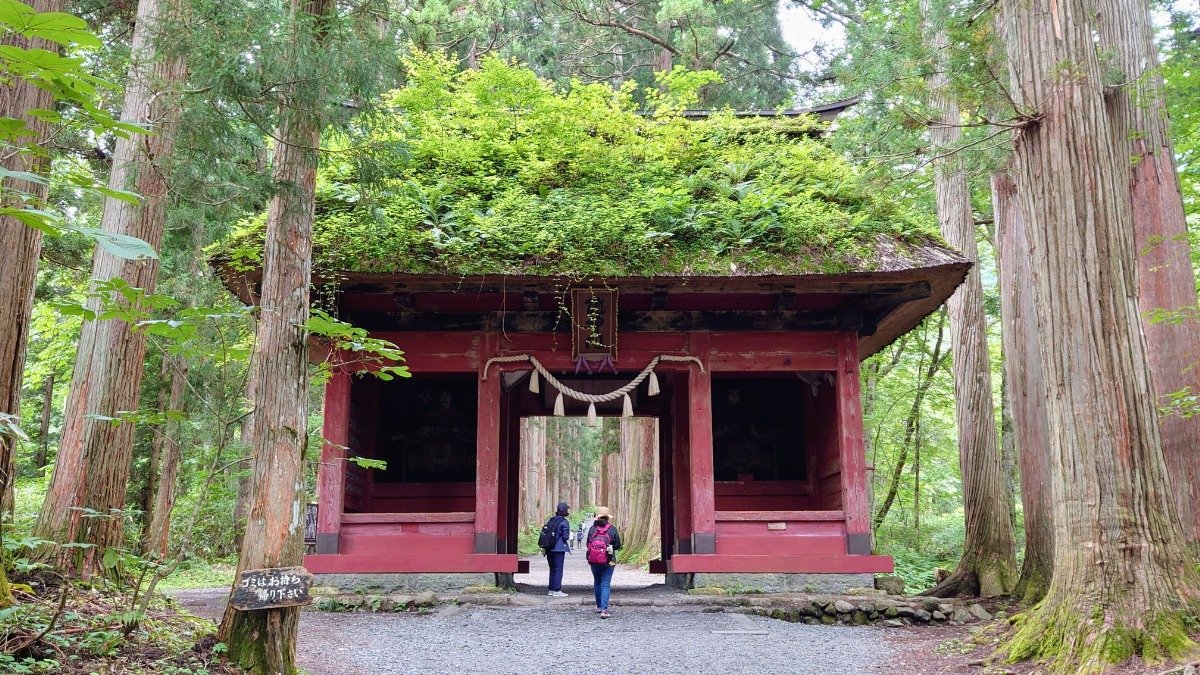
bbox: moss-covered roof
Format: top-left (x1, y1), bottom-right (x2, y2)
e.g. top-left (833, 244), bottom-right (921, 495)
top-left (213, 54), bottom-right (959, 281)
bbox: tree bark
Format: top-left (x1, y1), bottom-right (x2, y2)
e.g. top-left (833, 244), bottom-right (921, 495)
top-left (35, 374), bottom-right (54, 472)
top-left (1001, 0), bottom-right (1200, 665)
top-left (0, 0), bottom-right (69, 607)
top-left (141, 357), bottom-right (173, 539)
top-left (921, 2), bottom-right (1017, 598)
top-left (0, 0), bottom-right (64, 553)
top-left (232, 375), bottom-right (256, 549)
top-left (34, 0), bottom-right (189, 577)
top-left (217, 3), bottom-right (331, 670)
top-left (144, 356), bottom-right (187, 558)
top-left (1096, 0), bottom-right (1200, 543)
top-left (994, 170), bottom-right (1054, 605)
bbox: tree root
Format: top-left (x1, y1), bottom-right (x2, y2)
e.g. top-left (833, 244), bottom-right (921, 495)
top-left (1004, 600), bottom-right (1198, 673)
top-left (921, 569), bottom-right (979, 598)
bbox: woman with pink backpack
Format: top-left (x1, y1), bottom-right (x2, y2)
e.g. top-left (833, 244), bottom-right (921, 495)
top-left (585, 506), bottom-right (622, 619)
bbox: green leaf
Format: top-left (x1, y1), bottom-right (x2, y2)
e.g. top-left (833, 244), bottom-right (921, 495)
top-left (101, 547), bottom-right (119, 569)
top-left (23, 11), bottom-right (103, 48)
top-left (0, 0), bottom-right (36, 30)
top-left (70, 226), bottom-right (159, 260)
top-left (95, 186), bottom-right (142, 205)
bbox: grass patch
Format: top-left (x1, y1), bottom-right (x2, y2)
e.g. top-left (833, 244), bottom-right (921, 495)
top-left (158, 559), bottom-right (236, 591)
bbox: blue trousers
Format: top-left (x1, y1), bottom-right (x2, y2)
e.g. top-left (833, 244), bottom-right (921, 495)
top-left (590, 562), bottom-right (614, 610)
top-left (547, 551), bottom-right (565, 591)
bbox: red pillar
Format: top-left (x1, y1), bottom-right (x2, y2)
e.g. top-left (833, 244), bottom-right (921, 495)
top-left (835, 331), bottom-right (871, 554)
top-left (687, 333), bottom-right (716, 554)
top-left (315, 369), bottom-right (350, 553)
top-left (475, 332), bottom-right (501, 553)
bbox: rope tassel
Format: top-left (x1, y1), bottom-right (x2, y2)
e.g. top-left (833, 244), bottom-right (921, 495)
top-left (529, 369), bottom-right (540, 394)
top-left (622, 393), bottom-right (633, 418)
top-left (647, 370), bottom-right (661, 397)
top-left (554, 392), bottom-right (565, 416)
top-left (587, 402), bottom-right (598, 426)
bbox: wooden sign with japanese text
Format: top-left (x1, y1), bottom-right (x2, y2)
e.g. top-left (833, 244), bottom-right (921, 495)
top-left (571, 288), bottom-right (617, 360)
top-left (230, 566), bottom-right (314, 611)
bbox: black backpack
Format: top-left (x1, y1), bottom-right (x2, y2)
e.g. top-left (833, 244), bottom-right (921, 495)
top-left (537, 516), bottom-right (562, 551)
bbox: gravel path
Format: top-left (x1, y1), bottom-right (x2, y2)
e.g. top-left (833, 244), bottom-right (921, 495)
top-left (294, 605), bottom-right (893, 675)
top-left (173, 585), bottom-right (894, 674)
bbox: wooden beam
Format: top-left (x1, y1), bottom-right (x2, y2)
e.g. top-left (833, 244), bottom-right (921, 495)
top-left (687, 333), bottom-right (716, 554)
top-left (475, 332), bottom-right (501, 553)
top-left (668, 553), bottom-right (893, 574)
top-left (835, 331), bottom-right (872, 554)
top-left (347, 309), bottom-right (846, 332)
top-left (304, 553), bottom-right (520, 574)
top-left (315, 370), bottom-right (351, 554)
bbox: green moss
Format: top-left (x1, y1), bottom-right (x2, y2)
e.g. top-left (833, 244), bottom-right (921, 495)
top-left (211, 54), bottom-right (944, 280)
top-left (1004, 600), bottom-right (1198, 673)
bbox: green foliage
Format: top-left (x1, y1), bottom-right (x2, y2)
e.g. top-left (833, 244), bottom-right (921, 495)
top-left (0, 0), bottom-right (157, 257)
top-left (214, 54), bottom-right (941, 280)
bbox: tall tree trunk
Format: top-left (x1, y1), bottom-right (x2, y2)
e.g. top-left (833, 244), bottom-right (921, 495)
top-left (232, 375), bottom-right (256, 549)
top-left (1001, 0), bottom-right (1200, 665)
top-left (34, 0), bottom-right (188, 577)
top-left (922, 1), bottom-right (1017, 598)
top-left (218, 3), bottom-right (331, 670)
top-left (35, 374), bottom-right (54, 472)
top-left (874, 313), bottom-right (947, 529)
top-left (141, 357), bottom-right (173, 540)
top-left (1097, 0), bottom-right (1200, 543)
top-left (994, 170), bottom-right (1054, 605)
top-left (0, 0), bottom-right (64, 577)
top-left (144, 356), bottom-right (187, 558)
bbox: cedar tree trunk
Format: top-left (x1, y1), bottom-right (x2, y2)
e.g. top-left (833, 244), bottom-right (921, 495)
top-left (1097, 0), bottom-right (1200, 542)
top-left (217, 3), bottom-right (332, 670)
top-left (922, 5), bottom-right (1017, 598)
top-left (35, 0), bottom-right (188, 577)
top-left (35, 373), bottom-right (54, 471)
top-left (0, 0), bottom-right (66, 606)
top-left (994, 170), bottom-right (1053, 605)
top-left (1002, 0), bottom-right (1200, 666)
top-left (144, 356), bottom-right (187, 558)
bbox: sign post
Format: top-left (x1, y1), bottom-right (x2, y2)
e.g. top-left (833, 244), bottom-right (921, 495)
top-left (230, 566), bottom-right (314, 611)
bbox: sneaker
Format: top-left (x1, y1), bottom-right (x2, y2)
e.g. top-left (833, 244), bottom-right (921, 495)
top-left (549, 591), bottom-right (569, 598)
top-left (600, 610), bottom-right (610, 619)
top-left (595, 606), bottom-right (602, 613)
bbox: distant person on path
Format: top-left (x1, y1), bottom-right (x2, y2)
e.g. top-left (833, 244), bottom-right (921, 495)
top-left (585, 506), bottom-right (622, 618)
top-left (575, 516), bottom-right (587, 549)
top-left (540, 501), bottom-right (572, 597)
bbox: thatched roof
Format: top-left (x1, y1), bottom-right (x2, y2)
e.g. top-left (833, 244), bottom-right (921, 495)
top-left (211, 56), bottom-right (968, 356)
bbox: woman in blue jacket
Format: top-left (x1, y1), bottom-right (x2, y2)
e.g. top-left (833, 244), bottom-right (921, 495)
top-left (546, 502), bottom-right (572, 597)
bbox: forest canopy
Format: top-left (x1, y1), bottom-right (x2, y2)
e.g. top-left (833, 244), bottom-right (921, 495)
top-left (214, 54), bottom-right (946, 280)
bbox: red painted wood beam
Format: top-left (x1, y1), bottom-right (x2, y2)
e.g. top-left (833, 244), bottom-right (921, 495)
top-left (315, 369), bottom-right (350, 553)
top-left (672, 371), bottom-right (693, 551)
top-left (687, 333), bottom-right (717, 554)
top-left (835, 331), bottom-right (872, 554)
top-left (715, 510), bottom-right (847, 522)
top-left (304, 553), bottom-right (520, 574)
top-left (474, 332), bottom-right (501, 553)
top-left (667, 554), bottom-right (893, 574)
top-left (340, 512), bottom-right (475, 524)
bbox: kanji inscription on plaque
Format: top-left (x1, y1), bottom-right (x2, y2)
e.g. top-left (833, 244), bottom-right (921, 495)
top-left (230, 566), bottom-right (314, 611)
